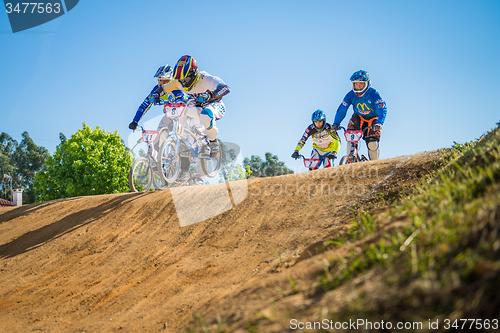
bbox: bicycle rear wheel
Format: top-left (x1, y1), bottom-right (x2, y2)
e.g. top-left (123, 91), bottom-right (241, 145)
top-left (129, 157), bottom-right (153, 192)
top-left (159, 137), bottom-right (180, 184)
top-left (200, 149), bottom-right (221, 178)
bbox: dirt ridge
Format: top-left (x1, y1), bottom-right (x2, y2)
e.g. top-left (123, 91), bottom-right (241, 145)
top-left (0, 151), bottom-right (442, 332)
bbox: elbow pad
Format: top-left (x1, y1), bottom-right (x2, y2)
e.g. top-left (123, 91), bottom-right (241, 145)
top-left (212, 84), bottom-right (230, 99)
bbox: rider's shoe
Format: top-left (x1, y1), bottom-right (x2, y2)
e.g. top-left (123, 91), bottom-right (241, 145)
top-left (209, 139), bottom-right (220, 157)
top-left (176, 170), bottom-right (190, 183)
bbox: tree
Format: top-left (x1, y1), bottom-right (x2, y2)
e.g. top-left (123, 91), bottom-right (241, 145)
top-left (12, 132), bottom-right (50, 203)
top-left (0, 132), bottom-right (48, 203)
top-left (0, 133), bottom-right (17, 201)
top-left (243, 152), bottom-right (294, 179)
top-left (218, 141), bottom-right (246, 183)
top-left (34, 123), bottom-right (132, 202)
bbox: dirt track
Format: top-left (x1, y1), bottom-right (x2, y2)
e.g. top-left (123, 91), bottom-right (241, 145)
top-left (0, 151), bottom-right (442, 332)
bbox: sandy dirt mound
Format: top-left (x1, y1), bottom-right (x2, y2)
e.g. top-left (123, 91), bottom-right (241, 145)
top-left (0, 151), bottom-right (443, 332)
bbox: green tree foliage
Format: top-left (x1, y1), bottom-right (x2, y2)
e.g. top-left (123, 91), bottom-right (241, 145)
top-left (219, 141), bottom-right (246, 183)
top-left (243, 152), bottom-right (294, 179)
top-left (34, 123), bottom-right (132, 202)
top-left (0, 132), bottom-right (49, 203)
top-left (13, 132), bottom-right (50, 203)
top-left (0, 133), bottom-right (17, 201)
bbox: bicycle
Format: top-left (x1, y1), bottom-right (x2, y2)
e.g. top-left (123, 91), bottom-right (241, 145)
top-left (128, 125), bottom-right (170, 192)
top-left (157, 90), bottom-right (222, 184)
top-left (297, 152), bottom-right (337, 170)
top-left (338, 126), bottom-right (372, 165)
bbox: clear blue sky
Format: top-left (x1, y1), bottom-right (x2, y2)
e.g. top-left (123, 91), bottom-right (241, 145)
top-left (1, 1), bottom-right (500, 172)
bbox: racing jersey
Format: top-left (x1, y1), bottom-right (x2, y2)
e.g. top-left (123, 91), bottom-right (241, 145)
top-left (185, 71), bottom-right (228, 100)
top-left (333, 87), bottom-right (387, 126)
top-left (295, 123), bottom-right (341, 152)
top-left (132, 80), bottom-right (183, 123)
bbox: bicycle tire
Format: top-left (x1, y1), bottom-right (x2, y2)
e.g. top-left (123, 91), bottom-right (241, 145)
top-left (200, 149), bottom-right (221, 178)
top-left (129, 157), bottom-right (153, 192)
top-left (339, 155), bottom-right (353, 165)
top-left (152, 168), bottom-right (170, 190)
top-left (159, 138), bottom-right (181, 184)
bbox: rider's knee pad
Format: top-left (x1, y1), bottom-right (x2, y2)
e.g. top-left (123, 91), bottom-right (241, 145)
top-left (367, 140), bottom-right (379, 151)
top-left (200, 108), bottom-right (214, 130)
top-left (366, 138), bottom-right (379, 160)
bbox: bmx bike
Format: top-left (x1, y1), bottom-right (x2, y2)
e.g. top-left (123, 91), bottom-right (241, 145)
top-left (338, 126), bottom-right (373, 165)
top-left (158, 90), bottom-right (222, 184)
top-left (128, 125), bottom-right (170, 192)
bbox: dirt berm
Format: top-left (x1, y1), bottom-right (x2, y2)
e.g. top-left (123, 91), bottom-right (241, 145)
top-left (0, 151), bottom-right (442, 332)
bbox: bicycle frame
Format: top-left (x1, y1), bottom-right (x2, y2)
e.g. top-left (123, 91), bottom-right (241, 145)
top-left (157, 90), bottom-right (222, 184)
top-left (161, 100), bottom-right (211, 163)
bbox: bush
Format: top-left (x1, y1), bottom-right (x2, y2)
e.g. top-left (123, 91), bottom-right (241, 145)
top-left (34, 123), bottom-right (132, 202)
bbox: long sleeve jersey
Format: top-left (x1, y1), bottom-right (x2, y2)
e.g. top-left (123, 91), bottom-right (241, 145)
top-left (295, 123), bottom-right (341, 153)
top-left (333, 87), bottom-right (387, 126)
top-left (132, 80), bottom-right (183, 123)
top-left (185, 71), bottom-right (230, 102)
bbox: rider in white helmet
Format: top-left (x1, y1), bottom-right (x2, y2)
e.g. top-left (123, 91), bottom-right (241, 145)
top-left (331, 70), bottom-right (387, 161)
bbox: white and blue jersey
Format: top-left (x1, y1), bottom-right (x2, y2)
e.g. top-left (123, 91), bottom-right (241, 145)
top-left (333, 87), bottom-right (387, 126)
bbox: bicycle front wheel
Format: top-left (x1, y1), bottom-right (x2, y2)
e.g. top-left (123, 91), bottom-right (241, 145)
top-left (129, 157), bottom-right (153, 192)
top-left (339, 155), bottom-right (352, 165)
top-left (152, 169), bottom-right (170, 190)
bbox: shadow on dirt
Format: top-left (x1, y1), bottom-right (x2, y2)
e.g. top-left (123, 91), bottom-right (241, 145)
top-left (0, 193), bottom-right (144, 258)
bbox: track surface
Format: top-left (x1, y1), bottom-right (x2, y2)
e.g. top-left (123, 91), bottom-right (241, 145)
top-left (0, 151), bottom-right (442, 332)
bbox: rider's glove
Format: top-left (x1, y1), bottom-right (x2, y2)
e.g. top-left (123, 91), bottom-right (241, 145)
top-left (331, 124), bottom-right (340, 131)
top-left (149, 93), bottom-right (160, 104)
top-left (291, 151), bottom-right (299, 160)
top-left (129, 121), bottom-right (138, 130)
top-left (195, 93), bottom-right (210, 104)
top-left (328, 151), bottom-right (337, 160)
top-left (373, 123), bottom-right (383, 132)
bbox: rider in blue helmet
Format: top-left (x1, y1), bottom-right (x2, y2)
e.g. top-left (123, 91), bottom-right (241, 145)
top-left (291, 110), bottom-right (341, 170)
top-left (331, 70), bottom-right (387, 161)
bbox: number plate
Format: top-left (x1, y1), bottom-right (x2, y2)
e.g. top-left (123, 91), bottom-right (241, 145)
top-left (344, 130), bottom-right (363, 144)
top-left (164, 102), bottom-right (186, 119)
top-left (142, 130), bottom-right (159, 144)
top-left (303, 158), bottom-right (320, 169)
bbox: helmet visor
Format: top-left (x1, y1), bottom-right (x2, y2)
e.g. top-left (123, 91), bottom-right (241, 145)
top-left (179, 72), bottom-right (196, 88)
top-left (154, 66), bottom-right (173, 79)
top-left (352, 80), bottom-right (367, 93)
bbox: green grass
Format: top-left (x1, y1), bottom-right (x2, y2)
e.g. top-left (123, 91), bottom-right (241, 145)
top-left (182, 122), bottom-right (500, 331)
top-left (317, 121), bottom-right (500, 325)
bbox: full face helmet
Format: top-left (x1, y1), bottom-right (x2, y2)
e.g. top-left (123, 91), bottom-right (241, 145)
top-left (154, 65), bottom-right (174, 85)
top-left (173, 55), bottom-right (200, 91)
top-left (350, 70), bottom-right (371, 96)
top-left (311, 109), bottom-right (326, 130)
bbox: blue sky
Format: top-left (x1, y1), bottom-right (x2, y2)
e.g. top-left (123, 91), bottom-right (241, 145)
top-left (1, 0), bottom-right (500, 173)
